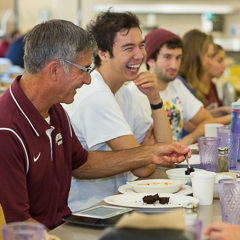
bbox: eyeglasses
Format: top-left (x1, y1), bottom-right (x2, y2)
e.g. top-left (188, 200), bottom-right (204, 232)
top-left (57, 59), bottom-right (94, 77)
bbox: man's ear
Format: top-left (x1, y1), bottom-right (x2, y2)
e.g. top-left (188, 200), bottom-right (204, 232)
top-left (147, 58), bottom-right (155, 69)
top-left (48, 62), bottom-right (59, 79)
top-left (98, 49), bottom-right (109, 62)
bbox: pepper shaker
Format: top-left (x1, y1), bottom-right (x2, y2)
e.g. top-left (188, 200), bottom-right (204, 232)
top-left (217, 147), bottom-right (229, 173)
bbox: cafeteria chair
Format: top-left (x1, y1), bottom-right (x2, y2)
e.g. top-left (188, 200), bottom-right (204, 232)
top-left (0, 204), bottom-right (6, 240)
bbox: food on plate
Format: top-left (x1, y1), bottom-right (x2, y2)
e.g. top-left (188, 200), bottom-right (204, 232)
top-left (138, 182), bottom-right (172, 185)
top-left (143, 194), bottom-right (159, 204)
top-left (159, 197), bottom-right (170, 204)
top-left (185, 165), bottom-right (195, 175)
top-left (142, 194), bottom-right (170, 204)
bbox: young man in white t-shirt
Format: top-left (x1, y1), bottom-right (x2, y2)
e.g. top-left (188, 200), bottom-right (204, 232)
top-left (63, 11), bottom-right (173, 211)
top-left (128, 28), bottom-right (213, 145)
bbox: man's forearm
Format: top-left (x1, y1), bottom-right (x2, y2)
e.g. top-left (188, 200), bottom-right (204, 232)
top-left (73, 145), bottom-right (154, 179)
top-left (72, 142), bottom-right (190, 179)
top-left (152, 107), bottom-right (172, 142)
top-left (131, 163), bottom-right (156, 178)
top-left (180, 120), bottom-right (207, 145)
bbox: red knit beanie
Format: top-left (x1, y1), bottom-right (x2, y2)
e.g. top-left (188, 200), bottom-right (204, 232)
top-left (145, 28), bottom-right (180, 64)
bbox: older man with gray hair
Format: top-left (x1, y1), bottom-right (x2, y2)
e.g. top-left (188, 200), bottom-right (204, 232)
top-left (0, 19), bottom-right (190, 230)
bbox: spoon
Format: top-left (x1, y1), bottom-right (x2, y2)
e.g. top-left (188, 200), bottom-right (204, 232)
top-left (185, 154), bottom-right (195, 175)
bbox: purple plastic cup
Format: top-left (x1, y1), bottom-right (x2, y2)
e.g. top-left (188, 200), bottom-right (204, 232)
top-left (198, 137), bottom-right (221, 172)
top-left (185, 218), bottom-right (202, 240)
top-left (217, 125), bottom-right (231, 135)
top-left (2, 222), bottom-right (45, 240)
top-left (219, 178), bottom-right (240, 224)
top-left (217, 132), bottom-right (240, 169)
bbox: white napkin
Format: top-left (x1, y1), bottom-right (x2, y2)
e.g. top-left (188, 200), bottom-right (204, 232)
top-left (115, 209), bottom-right (185, 230)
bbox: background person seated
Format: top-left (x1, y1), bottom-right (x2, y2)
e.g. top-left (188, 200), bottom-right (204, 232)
top-left (177, 29), bottom-right (231, 135)
top-left (0, 29), bottom-right (21, 58)
top-left (127, 28), bottom-right (214, 146)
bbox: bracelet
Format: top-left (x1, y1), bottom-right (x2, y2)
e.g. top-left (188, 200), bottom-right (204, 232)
top-left (150, 100), bottom-right (163, 110)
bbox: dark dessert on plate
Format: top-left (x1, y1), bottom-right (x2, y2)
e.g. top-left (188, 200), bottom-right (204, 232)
top-left (143, 194), bottom-right (159, 204)
top-left (159, 197), bottom-right (170, 204)
top-left (185, 165), bottom-right (195, 175)
top-left (142, 194), bottom-right (170, 204)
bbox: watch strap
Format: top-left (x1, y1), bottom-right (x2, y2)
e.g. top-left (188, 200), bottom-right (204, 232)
top-left (150, 101), bottom-right (163, 110)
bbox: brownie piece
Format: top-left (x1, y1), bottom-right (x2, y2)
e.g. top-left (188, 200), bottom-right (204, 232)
top-left (142, 194), bottom-right (170, 205)
top-left (159, 197), bottom-right (170, 204)
top-left (142, 194), bottom-right (159, 204)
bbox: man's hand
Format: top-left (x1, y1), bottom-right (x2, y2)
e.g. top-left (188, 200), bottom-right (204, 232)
top-left (141, 125), bottom-right (157, 146)
top-left (204, 221), bottom-right (240, 240)
top-left (133, 71), bottom-right (161, 104)
top-left (152, 141), bottom-right (191, 165)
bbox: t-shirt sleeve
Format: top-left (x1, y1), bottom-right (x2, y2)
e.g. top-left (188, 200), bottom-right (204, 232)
top-left (121, 87), bottom-right (153, 144)
top-left (70, 90), bottom-right (133, 150)
top-left (71, 126), bottom-right (88, 171)
top-left (176, 79), bottom-right (203, 122)
top-left (0, 130), bottom-right (31, 222)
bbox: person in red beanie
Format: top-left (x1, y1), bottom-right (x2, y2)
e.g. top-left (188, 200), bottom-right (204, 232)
top-left (128, 28), bottom-right (214, 145)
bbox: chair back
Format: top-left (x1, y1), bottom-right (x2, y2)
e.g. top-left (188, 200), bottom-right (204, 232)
top-left (222, 81), bottom-right (237, 106)
top-left (0, 204), bottom-right (6, 240)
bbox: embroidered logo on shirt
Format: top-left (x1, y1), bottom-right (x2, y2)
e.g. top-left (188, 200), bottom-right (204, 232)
top-left (55, 133), bottom-right (63, 146)
top-left (34, 152), bottom-right (41, 162)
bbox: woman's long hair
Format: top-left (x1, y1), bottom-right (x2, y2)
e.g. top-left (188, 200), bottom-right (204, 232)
top-left (178, 29), bottom-right (213, 103)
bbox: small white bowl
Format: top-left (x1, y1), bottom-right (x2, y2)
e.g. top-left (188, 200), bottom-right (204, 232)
top-left (166, 168), bottom-right (206, 185)
top-left (214, 174), bottom-right (234, 196)
top-left (126, 179), bottom-right (187, 193)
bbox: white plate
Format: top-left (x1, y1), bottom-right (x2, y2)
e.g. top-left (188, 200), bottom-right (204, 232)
top-left (126, 179), bottom-right (187, 193)
top-left (118, 184), bottom-right (193, 196)
top-left (177, 154), bottom-right (200, 166)
top-left (104, 193), bottom-right (199, 212)
top-left (188, 144), bottom-right (199, 151)
top-left (166, 168), bottom-right (206, 185)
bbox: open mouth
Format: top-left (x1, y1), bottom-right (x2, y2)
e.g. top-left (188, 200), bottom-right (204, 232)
top-left (127, 64), bottom-right (140, 72)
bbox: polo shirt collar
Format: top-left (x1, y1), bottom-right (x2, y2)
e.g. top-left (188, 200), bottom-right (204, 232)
top-left (10, 75), bottom-right (56, 136)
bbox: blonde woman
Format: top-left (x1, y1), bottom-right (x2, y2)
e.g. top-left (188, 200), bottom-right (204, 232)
top-left (177, 29), bottom-right (231, 133)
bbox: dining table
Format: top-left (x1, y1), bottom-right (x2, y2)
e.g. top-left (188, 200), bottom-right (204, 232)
top-left (49, 161), bottom-right (240, 240)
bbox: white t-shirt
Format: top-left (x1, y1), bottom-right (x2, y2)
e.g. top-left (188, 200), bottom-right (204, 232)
top-left (127, 78), bottom-right (203, 141)
top-left (62, 70), bottom-right (153, 211)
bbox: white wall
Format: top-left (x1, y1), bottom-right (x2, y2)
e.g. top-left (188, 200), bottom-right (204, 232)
top-left (18, 0), bottom-right (78, 33)
top-left (1, 0), bottom-right (240, 38)
top-left (80, 0), bottom-right (240, 38)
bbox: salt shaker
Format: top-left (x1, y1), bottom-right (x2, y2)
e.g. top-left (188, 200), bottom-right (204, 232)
top-left (217, 147), bottom-right (229, 173)
top-left (183, 203), bottom-right (198, 219)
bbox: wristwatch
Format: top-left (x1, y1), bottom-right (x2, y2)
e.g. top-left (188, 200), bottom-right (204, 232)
top-left (150, 100), bottom-right (163, 110)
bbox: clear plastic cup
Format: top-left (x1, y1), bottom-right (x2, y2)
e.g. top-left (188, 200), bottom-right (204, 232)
top-left (198, 137), bottom-right (221, 172)
top-left (217, 132), bottom-right (240, 169)
top-left (217, 125), bottom-right (231, 135)
top-left (219, 178), bottom-right (240, 224)
top-left (2, 222), bottom-right (45, 240)
top-left (185, 217), bottom-right (202, 240)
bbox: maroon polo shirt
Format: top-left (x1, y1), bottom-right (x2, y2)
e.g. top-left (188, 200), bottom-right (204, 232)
top-left (0, 75), bottom-right (88, 229)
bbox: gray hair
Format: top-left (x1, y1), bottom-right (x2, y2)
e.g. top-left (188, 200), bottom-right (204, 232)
top-left (23, 19), bottom-right (98, 74)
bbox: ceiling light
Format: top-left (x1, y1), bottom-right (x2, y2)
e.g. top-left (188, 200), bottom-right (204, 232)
top-left (94, 4), bottom-right (235, 14)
